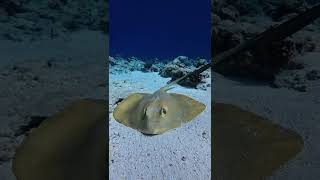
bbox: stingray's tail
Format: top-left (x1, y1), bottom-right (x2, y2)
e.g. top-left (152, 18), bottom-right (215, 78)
top-left (160, 74), bottom-right (188, 91)
top-left (160, 63), bottom-right (212, 92)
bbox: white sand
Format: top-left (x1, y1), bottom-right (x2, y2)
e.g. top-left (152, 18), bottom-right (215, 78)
top-left (109, 71), bottom-right (211, 180)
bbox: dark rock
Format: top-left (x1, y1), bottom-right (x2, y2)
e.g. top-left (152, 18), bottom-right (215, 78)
top-left (62, 19), bottom-right (79, 31)
top-left (194, 58), bottom-right (208, 68)
top-left (291, 33), bottom-right (317, 53)
top-left (179, 73), bottom-right (204, 88)
top-left (32, 76), bottom-right (39, 81)
top-left (261, 0), bottom-right (307, 20)
top-left (181, 156), bottom-right (186, 161)
top-left (159, 59), bottom-right (191, 78)
top-left (1, 0), bottom-right (26, 16)
top-left (218, 5), bottom-right (239, 21)
top-left (285, 60), bottom-right (305, 70)
top-left (150, 63), bottom-right (164, 72)
top-left (109, 56), bottom-right (145, 74)
top-left (0, 129), bottom-right (13, 138)
top-left (202, 131), bottom-right (208, 139)
top-left (142, 62), bottom-right (164, 73)
top-left (0, 0), bottom-right (108, 41)
top-left (233, 0), bottom-right (262, 16)
top-left (213, 11), bottom-right (317, 80)
top-left (172, 56), bottom-right (193, 66)
top-left (239, 22), bottom-right (265, 37)
top-left (128, 60), bottom-right (144, 71)
top-left (143, 62), bottom-right (152, 71)
top-left (97, 82), bottom-right (106, 87)
top-left (11, 64), bottom-right (31, 73)
top-left (212, 13), bottom-right (220, 25)
top-left (47, 60), bottom-right (53, 68)
top-left (196, 70), bottom-right (211, 90)
top-left (47, 0), bottom-right (62, 10)
top-left (306, 70), bottom-right (320, 80)
top-left (214, 36), bottom-right (299, 80)
top-left (211, 0), bottom-right (320, 85)
top-left (115, 98), bottom-right (124, 105)
top-left (215, 20), bottom-right (243, 53)
top-left (109, 56), bottom-right (117, 66)
top-left (278, 13), bottom-right (299, 22)
top-left (160, 57), bottom-right (210, 89)
top-left (0, 137), bottom-right (17, 163)
top-left (273, 70), bottom-right (308, 92)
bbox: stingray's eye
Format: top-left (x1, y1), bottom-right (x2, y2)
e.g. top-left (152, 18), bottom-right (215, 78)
top-left (160, 107), bottom-right (167, 117)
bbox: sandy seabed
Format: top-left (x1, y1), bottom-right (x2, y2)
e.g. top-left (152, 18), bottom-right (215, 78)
top-left (0, 30), bottom-right (320, 180)
top-left (109, 71), bottom-right (212, 180)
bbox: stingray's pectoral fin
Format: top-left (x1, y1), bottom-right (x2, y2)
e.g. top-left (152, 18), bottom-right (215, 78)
top-left (12, 99), bottom-right (107, 180)
top-left (113, 93), bottom-right (149, 127)
top-left (171, 93), bottom-right (206, 123)
top-left (213, 103), bottom-right (304, 180)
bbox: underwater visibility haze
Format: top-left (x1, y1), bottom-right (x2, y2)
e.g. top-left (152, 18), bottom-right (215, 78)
top-left (109, 0), bottom-right (211, 60)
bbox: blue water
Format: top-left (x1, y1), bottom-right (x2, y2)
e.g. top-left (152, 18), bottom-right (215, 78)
top-left (109, 0), bottom-right (211, 60)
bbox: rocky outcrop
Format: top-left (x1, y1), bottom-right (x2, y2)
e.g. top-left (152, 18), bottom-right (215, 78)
top-left (159, 58), bottom-right (193, 78)
top-left (212, 0), bottom-right (319, 91)
top-left (273, 70), bottom-right (308, 91)
top-left (306, 69), bottom-right (320, 80)
top-left (0, 0), bottom-right (108, 41)
top-left (194, 58), bottom-right (208, 68)
top-left (0, 137), bottom-right (17, 164)
top-left (261, 0), bottom-right (307, 21)
top-left (109, 56), bottom-right (145, 74)
top-left (109, 56), bottom-right (210, 89)
top-left (159, 57), bottom-right (210, 89)
top-left (142, 62), bottom-right (165, 72)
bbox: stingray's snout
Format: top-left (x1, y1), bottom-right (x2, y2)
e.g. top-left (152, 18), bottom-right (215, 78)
top-left (146, 106), bottom-right (159, 116)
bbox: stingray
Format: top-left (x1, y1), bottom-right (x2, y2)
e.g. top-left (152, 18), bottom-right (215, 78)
top-left (113, 76), bottom-right (206, 135)
top-left (11, 101), bottom-right (303, 180)
top-left (12, 99), bottom-right (107, 180)
top-left (213, 103), bottom-right (304, 180)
